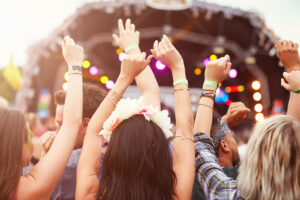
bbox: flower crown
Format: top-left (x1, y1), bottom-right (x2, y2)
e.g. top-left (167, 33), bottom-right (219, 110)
top-left (99, 98), bottom-right (173, 141)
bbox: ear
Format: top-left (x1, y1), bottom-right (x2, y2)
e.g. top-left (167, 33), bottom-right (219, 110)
top-left (82, 118), bottom-right (90, 128)
top-left (219, 139), bottom-right (230, 153)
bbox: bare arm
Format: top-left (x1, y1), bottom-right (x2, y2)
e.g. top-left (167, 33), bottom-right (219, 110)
top-left (76, 53), bottom-right (152, 200)
top-left (275, 40), bottom-right (300, 121)
top-left (113, 19), bottom-right (160, 107)
top-left (17, 37), bottom-right (83, 200)
top-left (152, 35), bottom-right (194, 200)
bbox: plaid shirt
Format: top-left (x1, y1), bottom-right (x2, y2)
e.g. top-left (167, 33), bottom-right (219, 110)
top-left (194, 132), bottom-right (244, 200)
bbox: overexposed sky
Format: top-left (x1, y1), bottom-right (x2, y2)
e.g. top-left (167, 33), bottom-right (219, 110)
top-left (0, 0), bottom-right (299, 68)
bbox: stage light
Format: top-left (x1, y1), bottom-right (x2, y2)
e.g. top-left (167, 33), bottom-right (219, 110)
top-left (245, 56), bottom-right (256, 64)
top-left (210, 54), bottom-right (217, 61)
top-left (62, 83), bottom-right (68, 91)
top-left (118, 52), bottom-right (126, 62)
top-left (225, 85), bottom-right (245, 93)
top-left (116, 48), bottom-right (123, 55)
top-left (105, 80), bottom-right (114, 90)
top-left (252, 80), bottom-right (261, 90)
top-left (82, 60), bottom-right (91, 69)
top-left (100, 76), bottom-right (109, 84)
top-left (64, 72), bottom-right (69, 82)
top-left (156, 61), bottom-right (166, 70)
top-left (219, 83), bottom-right (222, 87)
top-left (203, 58), bottom-right (210, 66)
top-left (228, 69), bottom-right (237, 78)
top-left (225, 99), bottom-right (233, 106)
top-left (254, 103), bottom-right (263, 112)
top-left (238, 85), bottom-right (245, 92)
top-left (253, 92), bottom-right (262, 101)
top-left (194, 68), bottom-right (201, 76)
top-left (89, 66), bottom-right (99, 76)
top-left (255, 113), bottom-right (264, 122)
top-left (213, 46), bottom-right (225, 54)
top-left (225, 87), bottom-right (231, 93)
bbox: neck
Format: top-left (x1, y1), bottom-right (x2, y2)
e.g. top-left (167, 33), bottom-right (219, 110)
top-left (218, 155), bottom-right (233, 167)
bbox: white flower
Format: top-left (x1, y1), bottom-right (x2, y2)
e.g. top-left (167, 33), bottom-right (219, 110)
top-left (99, 98), bottom-right (173, 141)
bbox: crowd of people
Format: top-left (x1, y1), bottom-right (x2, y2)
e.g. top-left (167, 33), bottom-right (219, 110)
top-left (0, 18), bottom-right (300, 200)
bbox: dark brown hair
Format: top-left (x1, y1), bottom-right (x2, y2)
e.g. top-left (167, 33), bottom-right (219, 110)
top-left (210, 111), bottom-right (221, 157)
top-left (54, 82), bottom-right (107, 118)
top-left (0, 108), bottom-right (28, 199)
top-left (98, 115), bottom-right (175, 200)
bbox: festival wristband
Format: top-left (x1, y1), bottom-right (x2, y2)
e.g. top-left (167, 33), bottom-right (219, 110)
top-left (125, 45), bottom-right (139, 53)
top-left (204, 80), bottom-right (218, 88)
top-left (293, 89), bottom-right (300, 94)
top-left (173, 78), bottom-right (188, 86)
top-left (68, 65), bottom-right (82, 72)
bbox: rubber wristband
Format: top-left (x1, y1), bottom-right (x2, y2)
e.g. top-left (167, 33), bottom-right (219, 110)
top-left (173, 78), bottom-right (188, 86)
top-left (293, 89), bottom-right (300, 94)
top-left (204, 80), bottom-right (218, 88)
top-left (125, 45), bottom-right (139, 53)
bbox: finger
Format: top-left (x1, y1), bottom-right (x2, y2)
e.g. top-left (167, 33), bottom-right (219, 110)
top-left (159, 40), bottom-right (167, 53)
top-left (118, 19), bottom-right (125, 32)
top-left (225, 62), bottom-right (232, 75)
top-left (145, 55), bottom-right (153, 66)
top-left (163, 35), bottom-right (172, 47)
top-left (294, 43), bottom-right (299, 49)
top-left (281, 78), bottom-right (291, 91)
top-left (131, 24), bottom-right (135, 32)
top-left (112, 34), bottom-right (120, 44)
top-left (153, 40), bottom-right (160, 55)
top-left (150, 49), bottom-right (157, 59)
top-left (283, 72), bottom-right (290, 81)
top-left (288, 41), bottom-right (293, 48)
top-left (140, 52), bottom-right (146, 61)
top-left (125, 19), bottom-right (131, 31)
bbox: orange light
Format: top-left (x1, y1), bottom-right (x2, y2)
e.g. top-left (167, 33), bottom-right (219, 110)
top-left (116, 48), bottom-right (123, 55)
top-left (194, 68), bottom-right (202, 76)
top-left (238, 85), bottom-right (245, 92)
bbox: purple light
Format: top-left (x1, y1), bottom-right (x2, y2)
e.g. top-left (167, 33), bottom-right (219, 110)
top-left (229, 69), bottom-right (238, 78)
top-left (203, 58), bottom-right (210, 66)
top-left (118, 52), bottom-right (126, 62)
top-left (156, 61), bottom-right (166, 70)
top-left (105, 80), bottom-right (114, 90)
top-left (89, 66), bottom-right (99, 76)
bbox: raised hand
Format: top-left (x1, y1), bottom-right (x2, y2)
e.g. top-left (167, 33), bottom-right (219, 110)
top-left (222, 102), bottom-right (250, 128)
top-left (40, 131), bottom-right (56, 158)
top-left (112, 19), bottom-right (140, 51)
top-left (119, 52), bottom-right (152, 82)
top-left (281, 71), bottom-right (300, 91)
top-left (205, 55), bottom-right (231, 83)
top-left (62, 36), bottom-right (84, 67)
top-left (275, 40), bottom-right (300, 72)
top-left (151, 35), bottom-right (184, 72)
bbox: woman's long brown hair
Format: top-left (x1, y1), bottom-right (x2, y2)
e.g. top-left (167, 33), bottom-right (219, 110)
top-left (0, 108), bottom-right (28, 199)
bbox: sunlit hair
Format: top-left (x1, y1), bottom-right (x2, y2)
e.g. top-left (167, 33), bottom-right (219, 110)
top-left (98, 115), bottom-right (175, 200)
top-left (237, 115), bottom-right (300, 200)
top-left (0, 96), bottom-right (9, 108)
top-left (0, 108), bottom-right (28, 199)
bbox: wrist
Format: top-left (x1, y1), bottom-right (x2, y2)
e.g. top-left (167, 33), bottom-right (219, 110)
top-left (172, 67), bottom-right (186, 80)
top-left (126, 48), bottom-right (141, 55)
top-left (202, 83), bottom-right (217, 91)
top-left (287, 65), bottom-right (300, 72)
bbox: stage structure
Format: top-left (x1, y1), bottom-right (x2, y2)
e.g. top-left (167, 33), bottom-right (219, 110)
top-left (18, 0), bottom-right (287, 127)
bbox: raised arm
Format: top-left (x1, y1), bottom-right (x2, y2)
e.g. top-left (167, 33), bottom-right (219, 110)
top-left (17, 37), bottom-right (83, 200)
top-left (113, 19), bottom-right (160, 107)
top-left (76, 52), bottom-right (152, 200)
top-left (275, 40), bottom-right (300, 121)
top-left (152, 35), bottom-right (194, 200)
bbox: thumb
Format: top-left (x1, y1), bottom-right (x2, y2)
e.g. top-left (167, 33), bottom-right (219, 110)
top-left (112, 34), bottom-right (120, 44)
top-left (145, 55), bottom-right (153, 66)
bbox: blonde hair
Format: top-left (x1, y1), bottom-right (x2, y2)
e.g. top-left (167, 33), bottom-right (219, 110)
top-left (237, 115), bottom-right (300, 200)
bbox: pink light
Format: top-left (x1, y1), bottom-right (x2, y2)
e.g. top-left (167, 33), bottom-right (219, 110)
top-left (229, 69), bottom-right (238, 78)
top-left (156, 61), bottom-right (166, 70)
top-left (89, 66), bottom-right (99, 76)
top-left (203, 58), bottom-right (210, 66)
top-left (105, 80), bottom-right (114, 90)
top-left (118, 52), bottom-right (126, 62)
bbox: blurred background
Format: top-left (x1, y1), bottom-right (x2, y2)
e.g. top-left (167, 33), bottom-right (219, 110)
top-left (0, 0), bottom-right (300, 131)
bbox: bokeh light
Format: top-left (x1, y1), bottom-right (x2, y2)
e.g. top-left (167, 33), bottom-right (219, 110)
top-left (194, 68), bottom-right (202, 76)
top-left (156, 61), bottom-right (166, 70)
top-left (238, 85), bottom-right (245, 92)
top-left (254, 103), bottom-right (263, 112)
top-left (100, 76), bottom-right (109, 84)
top-left (64, 72), bottom-right (69, 82)
top-left (203, 58), bottom-right (210, 66)
top-left (118, 52), bottom-right (126, 62)
top-left (62, 83), bottom-right (68, 91)
top-left (252, 80), bottom-right (261, 90)
top-left (82, 60), bottom-right (91, 69)
top-left (255, 113), bottom-right (264, 122)
top-left (253, 92), bottom-right (262, 101)
top-left (105, 80), bottom-right (115, 90)
top-left (116, 48), bottom-right (123, 55)
top-left (89, 66), bottom-right (99, 76)
top-left (210, 54), bottom-right (217, 61)
top-left (228, 69), bottom-right (238, 78)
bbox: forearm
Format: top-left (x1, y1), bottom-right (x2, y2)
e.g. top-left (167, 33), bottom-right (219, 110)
top-left (129, 48), bottom-right (161, 107)
top-left (287, 92), bottom-right (300, 121)
top-left (194, 85), bottom-right (216, 136)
